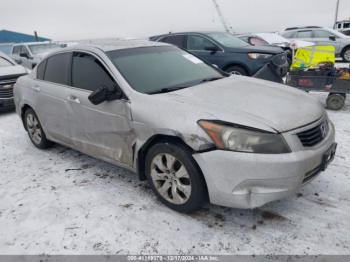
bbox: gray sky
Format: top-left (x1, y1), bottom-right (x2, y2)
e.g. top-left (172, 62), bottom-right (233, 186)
top-left (1, 0), bottom-right (349, 40)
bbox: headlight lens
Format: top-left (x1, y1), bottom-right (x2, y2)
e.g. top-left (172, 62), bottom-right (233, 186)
top-left (198, 120), bottom-right (291, 154)
top-left (248, 53), bottom-right (273, 59)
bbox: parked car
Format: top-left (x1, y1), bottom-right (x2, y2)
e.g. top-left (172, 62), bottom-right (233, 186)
top-left (281, 26), bottom-right (350, 62)
top-left (150, 32), bottom-right (288, 76)
top-left (11, 42), bottom-right (63, 69)
top-left (238, 33), bottom-right (315, 65)
top-left (14, 40), bottom-right (336, 213)
top-left (0, 51), bottom-right (27, 112)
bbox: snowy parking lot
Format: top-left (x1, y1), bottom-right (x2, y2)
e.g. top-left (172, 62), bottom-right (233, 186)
top-left (0, 92), bottom-right (350, 255)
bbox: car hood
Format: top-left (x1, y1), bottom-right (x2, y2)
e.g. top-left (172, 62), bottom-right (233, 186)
top-left (0, 65), bottom-right (27, 79)
top-left (226, 44), bottom-right (284, 54)
top-left (162, 76), bottom-right (324, 133)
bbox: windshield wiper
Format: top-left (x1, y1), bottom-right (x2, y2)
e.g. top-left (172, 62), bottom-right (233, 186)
top-left (198, 76), bottom-right (225, 83)
top-left (148, 77), bottom-right (225, 95)
top-left (148, 86), bottom-right (190, 94)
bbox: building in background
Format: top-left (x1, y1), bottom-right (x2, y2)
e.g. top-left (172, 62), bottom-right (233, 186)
top-left (0, 30), bottom-right (50, 54)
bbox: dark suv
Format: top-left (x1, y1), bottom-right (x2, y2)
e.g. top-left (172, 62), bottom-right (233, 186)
top-left (150, 32), bottom-right (288, 76)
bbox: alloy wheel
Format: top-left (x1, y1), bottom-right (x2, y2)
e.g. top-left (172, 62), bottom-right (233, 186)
top-left (344, 49), bottom-right (350, 62)
top-left (150, 153), bottom-right (192, 205)
top-left (26, 113), bottom-right (42, 145)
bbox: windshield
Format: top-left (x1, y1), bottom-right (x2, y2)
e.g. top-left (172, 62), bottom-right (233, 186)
top-left (107, 46), bottom-right (223, 94)
top-left (28, 43), bottom-right (60, 54)
top-left (0, 56), bottom-right (13, 67)
top-left (206, 32), bottom-right (249, 48)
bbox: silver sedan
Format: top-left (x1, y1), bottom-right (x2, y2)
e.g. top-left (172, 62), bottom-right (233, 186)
top-left (14, 40), bottom-right (336, 213)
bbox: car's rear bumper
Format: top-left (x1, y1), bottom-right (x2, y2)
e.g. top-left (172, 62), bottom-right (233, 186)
top-left (193, 123), bottom-right (336, 209)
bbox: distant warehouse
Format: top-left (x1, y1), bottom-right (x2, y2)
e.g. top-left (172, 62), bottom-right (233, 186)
top-left (0, 29), bottom-right (50, 54)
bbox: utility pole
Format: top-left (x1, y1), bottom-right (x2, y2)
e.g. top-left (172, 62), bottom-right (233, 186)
top-left (334, 0), bottom-right (340, 25)
top-left (211, 0), bottom-right (231, 33)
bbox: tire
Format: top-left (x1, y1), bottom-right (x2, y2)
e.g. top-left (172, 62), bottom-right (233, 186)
top-left (225, 65), bottom-right (248, 76)
top-left (326, 93), bottom-right (345, 111)
top-left (342, 47), bottom-right (350, 62)
top-left (145, 142), bottom-right (207, 213)
top-left (24, 108), bottom-right (53, 149)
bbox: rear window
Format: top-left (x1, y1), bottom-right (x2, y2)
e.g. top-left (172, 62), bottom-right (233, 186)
top-left (43, 53), bottom-right (71, 85)
top-left (160, 35), bottom-right (185, 48)
top-left (36, 60), bottom-right (46, 80)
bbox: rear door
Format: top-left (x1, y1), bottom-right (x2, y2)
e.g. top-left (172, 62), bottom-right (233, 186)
top-left (34, 52), bottom-right (72, 144)
top-left (66, 51), bottom-right (134, 166)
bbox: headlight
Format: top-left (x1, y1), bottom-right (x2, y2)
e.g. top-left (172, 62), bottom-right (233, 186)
top-left (248, 53), bottom-right (273, 59)
top-left (198, 120), bottom-right (291, 154)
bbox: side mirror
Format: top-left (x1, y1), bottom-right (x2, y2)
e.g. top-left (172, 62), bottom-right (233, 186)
top-left (204, 46), bottom-right (220, 53)
top-left (88, 85), bottom-right (123, 105)
top-left (329, 35), bottom-right (336, 41)
top-left (19, 52), bottom-right (30, 59)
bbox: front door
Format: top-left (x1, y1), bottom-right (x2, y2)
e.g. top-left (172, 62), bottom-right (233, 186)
top-left (186, 34), bottom-right (224, 67)
top-left (66, 52), bottom-right (134, 166)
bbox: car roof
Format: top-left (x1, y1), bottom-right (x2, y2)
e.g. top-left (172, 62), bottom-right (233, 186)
top-left (54, 39), bottom-right (171, 53)
top-left (151, 31), bottom-right (228, 39)
top-left (12, 41), bottom-right (52, 46)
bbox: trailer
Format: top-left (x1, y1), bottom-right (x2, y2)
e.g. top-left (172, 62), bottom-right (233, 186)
top-left (286, 68), bottom-right (350, 110)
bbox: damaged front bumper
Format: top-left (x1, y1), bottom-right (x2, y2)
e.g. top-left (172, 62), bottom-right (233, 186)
top-left (193, 123), bottom-right (336, 209)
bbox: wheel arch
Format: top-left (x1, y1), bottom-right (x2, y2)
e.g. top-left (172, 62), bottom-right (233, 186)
top-left (136, 134), bottom-right (210, 200)
top-left (20, 104), bottom-right (33, 131)
top-left (341, 45), bottom-right (350, 56)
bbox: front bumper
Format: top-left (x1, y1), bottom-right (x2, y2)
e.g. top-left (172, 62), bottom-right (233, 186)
top-left (193, 119), bottom-right (336, 209)
top-left (0, 97), bottom-right (15, 111)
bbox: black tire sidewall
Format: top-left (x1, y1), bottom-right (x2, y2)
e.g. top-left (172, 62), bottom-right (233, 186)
top-left (145, 142), bottom-right (207, 213)
top-left (226, 66), bottom-right (247, 76)
top-left (342, 47), bottom-right (350, 62)
top-left (24, 108), bottom-right (52, 149)
top-left (326, 94), bottom-right (345, 110)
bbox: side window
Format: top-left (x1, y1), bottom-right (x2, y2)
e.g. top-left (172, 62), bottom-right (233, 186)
top-left (44, 53), bottom-right (71, 85)
top-left (36, 60), bottom-right (47, 80)
top-left (72, 52), bottom-right (115, 91)
top-left (344, 23), bottom-right (350, 29)
top-left (282, 31), bottom-right (295, 38)
top-left (20, 46), bottom-right (30, 56)
top-left (314, 30), bottom-right (333, 38)
top-left (160, 35), bottom-right (185, 48)
top-left (12, 46), bottom-right (21, 55)
top-left (295, 30), bottom-right (313, 38)
top-left (187, 35), bottom-right (218, 51)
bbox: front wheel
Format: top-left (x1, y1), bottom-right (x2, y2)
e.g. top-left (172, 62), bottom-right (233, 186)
top-left (24, 108), bottom-right (53, 149)
top-left (225, 65), bottom-right (248, 76)
top-left (145, 142), bottom-right (207, 213)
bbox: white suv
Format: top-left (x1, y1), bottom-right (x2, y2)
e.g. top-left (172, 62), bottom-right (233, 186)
top-left (282, 26), bottom-right (350, 62)
top-left (11, 42), bottom-right (63, 69)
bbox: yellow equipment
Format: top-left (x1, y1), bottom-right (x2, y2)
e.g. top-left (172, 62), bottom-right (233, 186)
top-left (291, 45), bottom-right (336, 69)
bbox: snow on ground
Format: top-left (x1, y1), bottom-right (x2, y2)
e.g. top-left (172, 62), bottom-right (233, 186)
top-left (0, 93), bottom-right (350, 255)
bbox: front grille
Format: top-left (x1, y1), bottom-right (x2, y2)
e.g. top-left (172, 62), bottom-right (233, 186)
top-left (297, 120), bottom-right (329, 147)
top-left (0, 79), bottom-right (16, 99)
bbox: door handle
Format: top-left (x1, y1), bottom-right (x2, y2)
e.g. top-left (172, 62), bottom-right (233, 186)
top-left (67, 95), bottom-right (81, 104)
top-left (33, 85), bottom-right (41, 92)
